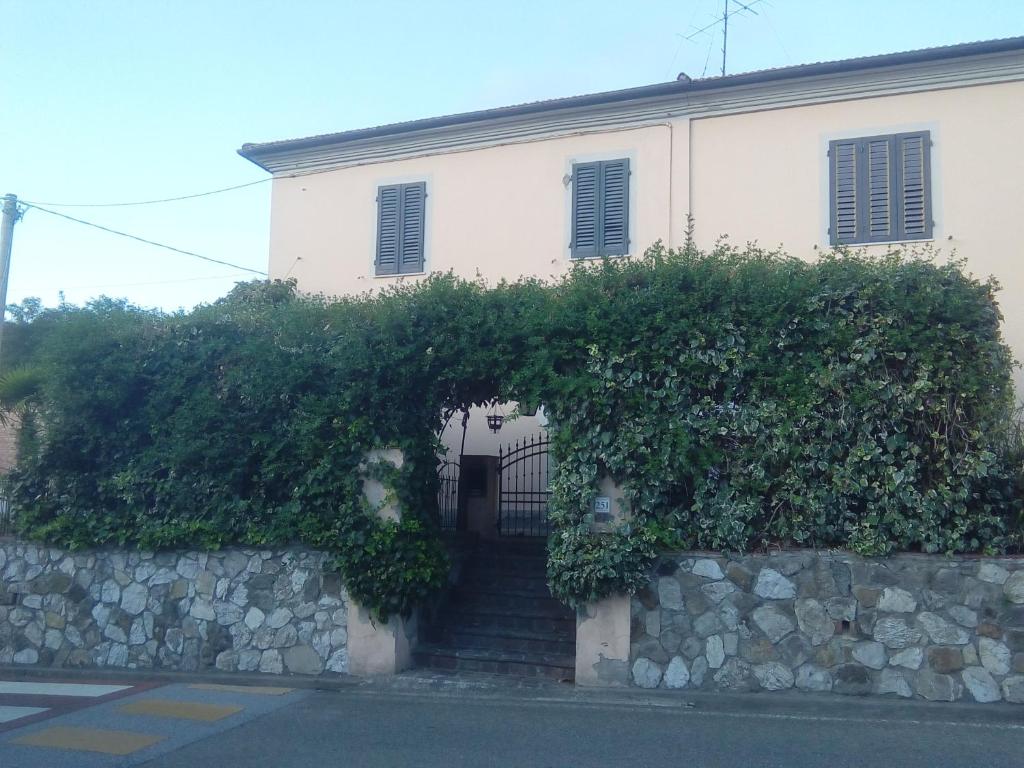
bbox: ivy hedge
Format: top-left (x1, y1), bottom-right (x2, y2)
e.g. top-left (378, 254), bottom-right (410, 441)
top-left (5, 244), bottom-right (1022, 614)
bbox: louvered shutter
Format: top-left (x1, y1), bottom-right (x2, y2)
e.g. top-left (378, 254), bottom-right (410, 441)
top-left (375, 185), bottom-right (400, 275)
top-left (830, 131), bottom-right (931, 245)
top-left (829, 140), bottom-right (859, 245)
top-left (399, 182), bottom-right (426, 273)
top-left (571, 162), bottom-right (599, 258)
top-left (600, 158), bottom-right (630, 256)
top-left (866, 137), bottom-right (895, 241)
top-left (897, 131), bottom-right (930, 239)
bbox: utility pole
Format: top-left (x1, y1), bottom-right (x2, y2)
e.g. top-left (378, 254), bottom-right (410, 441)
top-left (0, 194), bottom-right (21, 372)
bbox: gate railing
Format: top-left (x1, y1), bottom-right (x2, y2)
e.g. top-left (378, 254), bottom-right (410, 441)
top-left (497, 432), bottom-right (550, 537)
top-left (0, 493), bottom-right (12, 537)
top-left (437, 460), bottom-right (460, 531)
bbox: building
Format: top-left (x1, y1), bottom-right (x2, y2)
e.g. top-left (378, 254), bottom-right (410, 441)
top-left (239, 36), bottom-right (1024, 540)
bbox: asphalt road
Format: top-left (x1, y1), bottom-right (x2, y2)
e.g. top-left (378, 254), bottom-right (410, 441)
top-left (138, 685), bottom-right (1024, 768)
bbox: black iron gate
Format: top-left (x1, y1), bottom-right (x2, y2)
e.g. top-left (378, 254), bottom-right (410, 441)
top-left (437, 460), bottom-right (460, 531)
top-left (497, 433), bottom-right (551, 537)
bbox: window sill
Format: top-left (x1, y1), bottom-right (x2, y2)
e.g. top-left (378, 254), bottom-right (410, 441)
top-left (830, 238), bottom-right (934, 248)
top-left (569, 253), bottom-right (632, 261)
top-left (372, 271), bottom-right (427, 279)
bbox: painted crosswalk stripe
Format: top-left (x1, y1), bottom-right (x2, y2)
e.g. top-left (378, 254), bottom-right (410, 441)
top-left (13, 726), bottom-right (164, 755)
top-left (189, 683), bottom-right (294, 696)
top-left (0, 705), bottom-right (49, 723)
top-left (0, 682), bottom-right (132, 698)
top-left (119, 699), bottom-right (243, 722)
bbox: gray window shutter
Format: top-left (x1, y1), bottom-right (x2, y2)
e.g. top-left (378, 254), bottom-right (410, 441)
top-left (866, 136), bottom-right (895, 241)
top-left (830, 131), bottom-right (931, 245)
top-left (571, 162), bottom-right (599, 258)
top-left (376, 182), bottom-right (426, 275)
top-left (897, 131), bottom-right (930, 239)
top-left (829, 139), bottom-right (858, 245)
top-left (600, 158), bottom-right (630, 256)
top-left (376, 184), bottom-right (400, 275)
top-left (399, 182), bottom-right (426, 273)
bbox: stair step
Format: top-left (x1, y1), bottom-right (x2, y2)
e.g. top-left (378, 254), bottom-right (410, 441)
top-left (476, 540), bottom-right (548, 556)
top-left (447, 629), bottom-right (576, 655)
top-left (439, 609), bottom-right (576, 636)
top-left (451, 588), bottom-right (563, 611)
top-left (444, 597), bottom-right (572, 620)
top-left (413, 644), bottom-right (574, 681)
top-left (459, 574), bottom-right (551, 592)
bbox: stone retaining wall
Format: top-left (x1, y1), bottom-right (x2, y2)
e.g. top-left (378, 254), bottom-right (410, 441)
top-left (631, 551), bottom-right (1024, 703)
top-left (0, 542), bottom-right (348, 676)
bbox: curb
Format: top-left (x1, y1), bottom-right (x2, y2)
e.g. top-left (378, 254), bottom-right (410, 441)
top-left (2, 665), bottom-right (1022, 727)
top-left (0, 664), bottom-right (361, 691)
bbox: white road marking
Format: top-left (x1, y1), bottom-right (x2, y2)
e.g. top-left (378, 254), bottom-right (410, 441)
top-left (0, 705), bottom-right (49, 723)
top-left (0, 682), bottom-right (131, 698)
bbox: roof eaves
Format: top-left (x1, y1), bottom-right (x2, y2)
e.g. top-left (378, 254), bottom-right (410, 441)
top-left (238, 36), bottom-right (1024, 166)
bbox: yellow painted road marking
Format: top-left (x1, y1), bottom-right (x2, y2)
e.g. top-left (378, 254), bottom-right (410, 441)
top-left (119, 698), bottom-right (243, 722)
top-left (189, 683), bottom-right (294, 696)
top-left (14, 726), bottom-right (163, 755)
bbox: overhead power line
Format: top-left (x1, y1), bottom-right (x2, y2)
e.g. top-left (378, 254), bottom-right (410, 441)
top-left (21, 178), bottom-right (271, 208)
top-left (21, 202), bottom-right (268, 276)
top-left (65, 273), bottom-right (255, 291)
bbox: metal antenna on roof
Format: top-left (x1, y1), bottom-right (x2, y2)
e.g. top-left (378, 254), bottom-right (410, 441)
top-left (682, 0), bottom-right (763, 77)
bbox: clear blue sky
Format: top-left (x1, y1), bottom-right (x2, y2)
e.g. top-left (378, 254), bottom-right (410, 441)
top-left (4, 0), bottom-right (1023, 312)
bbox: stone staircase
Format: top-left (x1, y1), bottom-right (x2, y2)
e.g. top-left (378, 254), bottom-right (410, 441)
top-left (415, 539), bottom-right (576, 681)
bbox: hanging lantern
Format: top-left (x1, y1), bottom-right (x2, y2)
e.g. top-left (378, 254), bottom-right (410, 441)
top-left (486, 401), bottom-right (505, 433)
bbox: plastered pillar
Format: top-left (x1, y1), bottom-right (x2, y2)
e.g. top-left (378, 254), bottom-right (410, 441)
top-left (346, 603), bottom-right (417, 676)
top-left (575, 593), bottom-right (631, 687)
top-left (347, 448), bottom-right (417, 676)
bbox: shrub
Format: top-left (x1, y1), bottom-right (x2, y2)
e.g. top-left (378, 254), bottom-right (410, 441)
top-left (6, 245), bottom-right (1020, 611)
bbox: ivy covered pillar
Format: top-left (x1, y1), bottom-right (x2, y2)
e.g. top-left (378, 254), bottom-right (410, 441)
top-left (575, 477), bottom-right (633, 686)
top-left (346, 448), bottom-right (418, 676)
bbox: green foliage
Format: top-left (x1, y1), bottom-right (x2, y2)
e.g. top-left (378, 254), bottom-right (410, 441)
top-left (7, 244), bottom-right (1021, 611)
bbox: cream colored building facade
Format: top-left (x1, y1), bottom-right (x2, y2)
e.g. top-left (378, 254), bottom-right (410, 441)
top-left (242, 39), bottom-right (1024, 396)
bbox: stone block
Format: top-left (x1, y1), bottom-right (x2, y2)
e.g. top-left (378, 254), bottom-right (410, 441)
top-left (712, 658), bottom-right (757, 691)
top-left (833, 664), bottom-right (872, 696)
top-left (692, 559), bottom-right (725, 581)
top-left (632, 657), bottom-right (663, 689)
top-left (873, 616), bottom-right (922, 649)
top-left (877, 587), bottom-right (917, 613)
top-left (917, 671), bottom-right (963, 702)
top-left (1004, 572), bottom-right (1024, 604)
top-left (754, 569), bottom-right (796, 600)
top-left (918, 612), bottom-right (970, 645)
top-left (706, 635), bottom-right (725, 668)
top-left (795, 664), bottom-right (832, 692)
top-left (852, 641), bottom-right (887, 670)
top-left (726, 563), bottom-right (754, 591)
top-left (877, 667), bottom-right (913, 698)
top-left (753, 662), bottom-right (794, 691)
top-left (1001, 675), bottom-right (1024, 704)
top-left (962, 667), bottom-right (1001, 703)
top-left (752, 605), bottom-right (795, 643)
top-left (825, 597), bottom-right (857, 622)
top-left (853, 586), bottom-right (881, 608)
top-left (663, 656), bottom-right (690, 689)
top-left (977, 563), bottom-right (1010, 585)
top-left (657, 577), bottom-right (685, 611)
top-left (926, 646), bottom-right (964, 674)
top-left (794, 599), bottom-right (834, 646)
top-left (978, 637), bottom-right (1012, 676)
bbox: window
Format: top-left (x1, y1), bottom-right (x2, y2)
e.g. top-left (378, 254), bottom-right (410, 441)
top-left (828, 131), bottom-right (932, 246)
top-left (376, 182), bottom-right (426, 275)
top-left (571, 158), bottom-right (630, 258)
